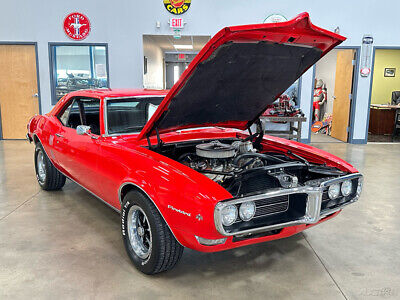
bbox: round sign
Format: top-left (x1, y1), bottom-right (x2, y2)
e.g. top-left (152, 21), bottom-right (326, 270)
top-left (164, 0), bottom-right (191, 15)
top-left (264, 14), bottom-right (287, 23)
top-left (360, 67), bottom-right (371, 77)
top-left (63, 12), bottom-right (91, 40)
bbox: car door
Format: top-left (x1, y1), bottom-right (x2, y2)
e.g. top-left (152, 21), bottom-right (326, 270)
top-left (52, 97), bottom-right (103, 193)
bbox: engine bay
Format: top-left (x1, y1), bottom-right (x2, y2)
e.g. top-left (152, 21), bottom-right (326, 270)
top-left (157, 138), bottom-right (348, 198)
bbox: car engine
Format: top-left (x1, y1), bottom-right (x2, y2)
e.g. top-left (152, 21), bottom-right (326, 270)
top-left (171, 139), bottom-right (347, 198)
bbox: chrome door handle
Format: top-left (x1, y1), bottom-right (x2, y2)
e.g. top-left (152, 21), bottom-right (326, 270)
top-left (33, 93), bottom-right (39, 98)
top-left (55, 133), bottom-right (64, 138)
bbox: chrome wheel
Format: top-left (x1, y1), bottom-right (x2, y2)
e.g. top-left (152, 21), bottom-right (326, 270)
top-left (127, 205), bottom-right (152, 259)
top-left (36, 150), bottom-right (46, 182)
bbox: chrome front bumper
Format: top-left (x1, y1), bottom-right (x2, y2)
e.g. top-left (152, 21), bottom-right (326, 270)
top-left (214, 173), bottom-right (363, 236)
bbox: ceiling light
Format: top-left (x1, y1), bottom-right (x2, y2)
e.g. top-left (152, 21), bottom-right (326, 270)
top-left (174, 44), bottom-right (193, 50)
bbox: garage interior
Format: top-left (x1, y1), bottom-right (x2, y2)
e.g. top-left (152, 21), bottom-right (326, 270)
top-left (1, 0), bottom-right (400, 298)
top-left (1, 140), bottom-right (399, 298)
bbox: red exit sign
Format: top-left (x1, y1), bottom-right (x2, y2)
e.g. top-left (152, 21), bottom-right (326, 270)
top-left (170, 18), bottom-right (184, 29)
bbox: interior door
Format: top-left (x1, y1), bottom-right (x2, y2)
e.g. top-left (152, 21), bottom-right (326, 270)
top-left (0, 45), bottom-right (39, 139)
top-left (331, 49), bottom-right (355, 142)
top-left (165, 62), bottom-right (188, 89)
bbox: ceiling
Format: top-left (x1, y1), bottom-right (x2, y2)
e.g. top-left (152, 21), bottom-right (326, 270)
top-left (143, 35), bottom-right (211, 53)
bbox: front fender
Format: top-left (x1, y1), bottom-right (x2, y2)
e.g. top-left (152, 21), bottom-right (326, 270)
top-left (118, 146), bottom-right (232, 249)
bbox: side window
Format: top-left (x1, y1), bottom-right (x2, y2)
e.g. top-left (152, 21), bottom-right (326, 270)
top-left (80, 99), bottom-right (101, 135)
top-left (58, 101), bottom-right (76, 126)
top-left (66, 101), bottom-right (81, 129)
top-left (57, 98), bottom-right (100, 135)
top-left (58, 100), bottom-right (79, 128)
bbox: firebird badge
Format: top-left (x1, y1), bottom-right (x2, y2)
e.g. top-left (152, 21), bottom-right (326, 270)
top-left (163, 0), bottom-right (191, 15)
top-left (168, 205), bottom-right (191, 217)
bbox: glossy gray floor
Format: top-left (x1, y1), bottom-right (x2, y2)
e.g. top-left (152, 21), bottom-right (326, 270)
top-left (0, 140), bottom-right (399, 300)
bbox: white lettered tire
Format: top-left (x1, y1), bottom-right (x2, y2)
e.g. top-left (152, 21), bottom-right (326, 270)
top-left (121, 190), bottom-right (183, 274)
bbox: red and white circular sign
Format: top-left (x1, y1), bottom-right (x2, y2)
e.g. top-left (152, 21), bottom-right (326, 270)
top-left (63, 12), bottom-right (91, 40)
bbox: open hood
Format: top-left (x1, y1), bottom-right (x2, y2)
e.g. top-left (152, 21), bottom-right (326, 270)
top-left (138, 12), bottom-right (345, 140)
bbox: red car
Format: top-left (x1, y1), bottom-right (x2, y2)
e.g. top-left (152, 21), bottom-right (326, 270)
top-left (27, 13), bottom-right (363, 274)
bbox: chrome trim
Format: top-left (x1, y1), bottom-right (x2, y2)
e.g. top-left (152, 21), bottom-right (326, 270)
top-left (320, 173), bottom-right (364, 217)
top-left (102, 95), bottom-right (166, 137)
top-left (33, 134), bottom-right (120, 213)
top-left (214, 173), bottom-right (363, 236)
top-left (118, 181), bottom-right (183, 246)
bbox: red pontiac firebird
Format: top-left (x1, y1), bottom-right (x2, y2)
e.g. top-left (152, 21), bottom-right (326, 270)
top-left (27, 13), bottom-right (363, 274)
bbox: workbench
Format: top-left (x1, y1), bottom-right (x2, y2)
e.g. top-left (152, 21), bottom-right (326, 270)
top-left (261, 115), bottom-right (307, 142)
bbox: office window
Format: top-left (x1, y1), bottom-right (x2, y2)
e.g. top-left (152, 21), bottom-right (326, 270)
top-left (50, 44), bottom-right (109, 104)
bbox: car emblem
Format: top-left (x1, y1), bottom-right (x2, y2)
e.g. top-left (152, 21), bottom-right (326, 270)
top-left (63, 12), bottom-right (91, 41)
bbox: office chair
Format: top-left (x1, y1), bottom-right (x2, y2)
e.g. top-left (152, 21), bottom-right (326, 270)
top-left (391, 91), bottom-right (400, 105)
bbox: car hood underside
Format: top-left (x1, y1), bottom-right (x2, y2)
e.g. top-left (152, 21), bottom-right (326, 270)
top-left (138, 12), bottom-right (345, 140)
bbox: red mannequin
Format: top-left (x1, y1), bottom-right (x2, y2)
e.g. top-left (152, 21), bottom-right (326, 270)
top-left (313, 79), bottom-right (327, 121)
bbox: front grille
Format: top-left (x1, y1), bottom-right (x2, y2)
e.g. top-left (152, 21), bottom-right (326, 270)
top-left (234, 195), bottom-right (289, 223)
top-left (254, 196), bottom-right (289, 218)
top-left (215, 173), bottom-right (362, 236)
top-left (225, 193), bottom-right (308, 234)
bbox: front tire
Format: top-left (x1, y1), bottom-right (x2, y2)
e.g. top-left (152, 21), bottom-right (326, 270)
top-left (34, 143), bottom-right (66, 190)
top-left (121, 190), bottom-right (183, 274)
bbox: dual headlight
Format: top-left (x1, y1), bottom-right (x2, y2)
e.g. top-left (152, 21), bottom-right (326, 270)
top-left (220, 201), bottom-right (256, 226)
top-left (327, 180), bottom-right (353, 199)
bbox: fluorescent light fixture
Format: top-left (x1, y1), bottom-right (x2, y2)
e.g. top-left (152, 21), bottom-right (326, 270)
top-left (174, 44), bottom-right (193, 50)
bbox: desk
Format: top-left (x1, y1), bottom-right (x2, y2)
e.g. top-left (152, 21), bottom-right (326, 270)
top-left (261, 116), bottom-right (307, 141)
top-left (368, 104), bottom-right (400, 135)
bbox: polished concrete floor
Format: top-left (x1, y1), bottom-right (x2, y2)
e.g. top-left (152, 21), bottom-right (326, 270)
top-left (0, 140), bottom-right (399, 299)
top-left (310, 133), bottom-right (344, 143)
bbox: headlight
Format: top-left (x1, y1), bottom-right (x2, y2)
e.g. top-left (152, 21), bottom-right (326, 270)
top-left (357, 177), bottom-right (363, 196)
top-left (328, 183), bottom-right (341, 199)
top-left (239, 201), bottom-right (256, 221)
top-left (221, 205), bottom-right (238, 226)
top-left (341, 180), bottom-right (352, 196)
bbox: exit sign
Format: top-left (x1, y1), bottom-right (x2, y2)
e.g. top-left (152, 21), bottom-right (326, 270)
top-left (170, 18), bottom-right (184, 29)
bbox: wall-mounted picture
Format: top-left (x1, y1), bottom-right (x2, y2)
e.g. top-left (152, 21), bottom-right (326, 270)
top-left (384, 68), bottom-right (396, 77)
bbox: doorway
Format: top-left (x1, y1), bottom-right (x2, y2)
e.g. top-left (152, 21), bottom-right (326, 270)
top-left (165, 61), bottom-right (189, 89)
top-left (368, 48), bottom-right (400, 142)
top-left (142, 35), bottom-right (210, 90)
top-left (311, 48), bottom-right (357, 143)
top-left (0, 44), bottom-right (40, 139)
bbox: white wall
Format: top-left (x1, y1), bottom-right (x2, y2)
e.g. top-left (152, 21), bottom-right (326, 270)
top-left (143, 37), bottom-right (164, 89)
top-left (2, 0), bottom-right (399, 142)
top-left (315, 49), bottom-right (339, 115)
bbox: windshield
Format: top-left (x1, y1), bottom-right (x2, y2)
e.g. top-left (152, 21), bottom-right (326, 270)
top-left (106, 97), bottom-right (164, 135)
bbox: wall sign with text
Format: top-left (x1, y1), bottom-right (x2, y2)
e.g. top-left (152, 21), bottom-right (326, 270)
top-left (63, 12), bottom-right (91, 40)
top-left (164, 0), bottom-right (191, 15)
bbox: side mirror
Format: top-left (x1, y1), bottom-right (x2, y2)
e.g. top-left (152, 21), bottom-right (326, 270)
top-left (76, 125), bottom-right (91, 135)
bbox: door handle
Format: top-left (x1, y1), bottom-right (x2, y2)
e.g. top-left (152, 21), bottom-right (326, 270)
top-left (33, 93), bottom-right (39, 98)
top-left (55, 133), bottom-right (64, 138)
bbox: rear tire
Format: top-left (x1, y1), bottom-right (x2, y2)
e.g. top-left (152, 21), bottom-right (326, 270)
top-left (121, 190), bottom-right (184, 274)
top-left (34, 143), bottom-right (66, 190)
